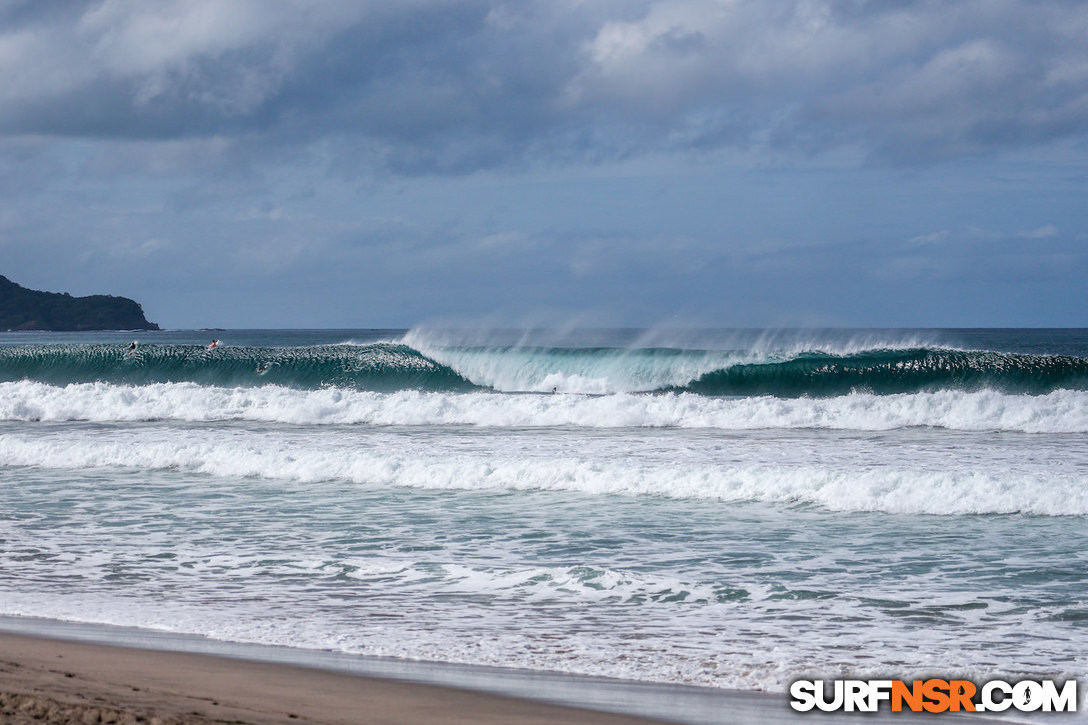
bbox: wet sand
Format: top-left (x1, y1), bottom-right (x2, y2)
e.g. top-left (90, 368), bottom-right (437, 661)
top-left (0, 632), bottom-right (670, 725)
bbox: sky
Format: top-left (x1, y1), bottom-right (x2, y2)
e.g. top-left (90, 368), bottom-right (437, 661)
top-left (0, 0), bottom-right (1086, 329)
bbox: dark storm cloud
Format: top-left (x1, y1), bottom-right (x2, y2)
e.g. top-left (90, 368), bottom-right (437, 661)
top-left (0, 0), bottom-right (1085, 172)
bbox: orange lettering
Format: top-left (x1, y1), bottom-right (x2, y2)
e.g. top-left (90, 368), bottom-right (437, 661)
top-left (922, 679), bottom-right (950, 713)
top-left (892, 680), bottom-right (924, 712)
top-left (949, 680), bottom-right (977, 712)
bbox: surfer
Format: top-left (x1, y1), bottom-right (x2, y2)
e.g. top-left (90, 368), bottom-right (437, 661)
top-left (257, 362), bottom-right (270, 374)
top-left (208, 339), bottom-right (220, 351)
top-left (552, 387), bottom-right (557, 394)
top-left (128, 341), bottom-right (137, 352)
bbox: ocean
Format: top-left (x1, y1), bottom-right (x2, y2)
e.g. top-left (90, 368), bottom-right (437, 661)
top-left (0, 328), bottom-right (1085, 713)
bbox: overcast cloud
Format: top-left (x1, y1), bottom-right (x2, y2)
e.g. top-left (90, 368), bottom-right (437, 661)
top-left (0, 0), bottom-right (1085, 327)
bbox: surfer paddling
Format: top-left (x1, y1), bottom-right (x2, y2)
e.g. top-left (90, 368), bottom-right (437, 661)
top-left (208, 339), bottom-right (220, 351)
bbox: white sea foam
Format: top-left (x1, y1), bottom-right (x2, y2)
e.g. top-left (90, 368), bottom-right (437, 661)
top-left (2, 380), bottom-right (1088, 432)
top-left (0, 428), bottom-right (1084, 515)
top-left (1, 526), bottom-right (1082, 694)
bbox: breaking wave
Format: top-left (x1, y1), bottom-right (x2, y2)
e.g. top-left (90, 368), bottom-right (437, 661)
top-left (0, 340), bottom-right (1086, 397)
top-left (0, 429), bottom-right (1083, 515)
top-left (2, 381), bottom-right (1088, 432)
top-left (0, 343), bottom-right (479, 392)
top-left (674, 348), bottom-right (1088, 397)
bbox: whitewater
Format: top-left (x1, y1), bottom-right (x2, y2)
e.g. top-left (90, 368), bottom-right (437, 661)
top-left (1, 328), bottom-right (1086, 716)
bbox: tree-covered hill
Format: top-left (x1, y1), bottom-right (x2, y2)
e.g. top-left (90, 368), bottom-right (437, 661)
top-left (0, 275), bottom-right (159, 331)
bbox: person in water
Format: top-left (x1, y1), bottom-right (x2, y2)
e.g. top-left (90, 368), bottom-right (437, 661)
top-left (208, 339), bottom-right (220, 350)
top-left (129, 341), bottom-right (137, 351)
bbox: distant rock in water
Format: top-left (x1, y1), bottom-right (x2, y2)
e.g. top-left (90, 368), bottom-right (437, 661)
top-left (0, 275), bottom-right (160, 331)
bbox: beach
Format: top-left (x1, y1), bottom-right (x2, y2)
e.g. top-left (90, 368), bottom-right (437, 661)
top-left (0, 629), bottom-right (1015, 725)
top-left (0, 632), bottom-right (673, 725)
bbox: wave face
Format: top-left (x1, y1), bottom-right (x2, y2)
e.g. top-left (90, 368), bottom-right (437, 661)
top-left (675, 348), bottom-right (1088, 397)
top-left (0, 343), bottom-right (479, 392)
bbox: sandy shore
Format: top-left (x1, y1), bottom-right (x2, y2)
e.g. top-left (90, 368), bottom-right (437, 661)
top-left (0, 632), bottom-right (673, 725)
top-left (0, 628), bottom-right (1008, 725)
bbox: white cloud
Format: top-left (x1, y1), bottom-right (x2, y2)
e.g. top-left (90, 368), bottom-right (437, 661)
top-left (908, 230), bottom-right (951, 247)
top-left (1019, 224), bottom-right (1060, 239)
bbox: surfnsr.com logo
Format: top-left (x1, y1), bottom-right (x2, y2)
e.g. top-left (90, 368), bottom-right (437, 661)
top-left (790, 679), bottom-right (1077, 713)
